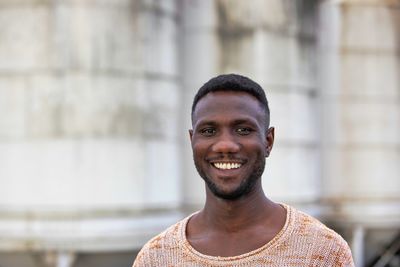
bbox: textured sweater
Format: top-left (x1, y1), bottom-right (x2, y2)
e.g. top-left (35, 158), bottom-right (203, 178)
top-left (133, 205), bottom-right (355, 266)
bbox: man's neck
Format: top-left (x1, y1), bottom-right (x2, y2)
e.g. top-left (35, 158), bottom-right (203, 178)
top-left (186, 184), bottom-right (287, 257)
top-left (200, 186), bottom-right (277, 233)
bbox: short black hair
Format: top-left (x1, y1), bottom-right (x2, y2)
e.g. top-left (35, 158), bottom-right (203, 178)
top-left (191, 73), bottom-right (270, 127)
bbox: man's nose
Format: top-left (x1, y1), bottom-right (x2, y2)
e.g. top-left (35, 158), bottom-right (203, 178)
top-left (211, 133), bottom-right (240, 153)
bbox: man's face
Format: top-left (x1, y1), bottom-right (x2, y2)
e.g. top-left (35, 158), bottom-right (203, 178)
top-left (190, 91), bottom-right (274, 200)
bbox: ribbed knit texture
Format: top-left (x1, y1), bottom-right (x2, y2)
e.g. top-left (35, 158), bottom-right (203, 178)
top-left (133, 204), bottom-right (355, 266)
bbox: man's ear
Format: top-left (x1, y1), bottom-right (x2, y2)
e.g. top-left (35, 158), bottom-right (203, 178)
top-left (265, 127), bottom-right (275, 157)
top-left (189, 129), bottom-right (193, 141)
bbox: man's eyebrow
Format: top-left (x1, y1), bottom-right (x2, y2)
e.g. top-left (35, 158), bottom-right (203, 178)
top-left (194, 120), bottom-right (217, 127)
top-left (230, 116), bottom-right (262, 127)
top-left (231, 119), bottom-right (257, 125)
top-left (195, 118), bottom-right (259, 128)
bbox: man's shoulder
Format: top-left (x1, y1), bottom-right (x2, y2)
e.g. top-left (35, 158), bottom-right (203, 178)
top-left (132, 215), bottom-right (190, 266)
top-left (142, 218), bottom-right (184, 251)
top-left (291, 207), bottom-right (348, 246)
top-left (286, 206), bottom-right (354, 266)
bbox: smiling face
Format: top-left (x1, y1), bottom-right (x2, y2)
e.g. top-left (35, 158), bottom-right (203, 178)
top-left (190, 91), bottom-right (274, 200)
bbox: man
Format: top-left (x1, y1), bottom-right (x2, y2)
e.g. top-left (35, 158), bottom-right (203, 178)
top-left (133, 74), bottom-right (354, 266)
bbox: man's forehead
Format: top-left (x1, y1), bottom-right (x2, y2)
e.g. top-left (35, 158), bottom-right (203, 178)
top-left (195, 91), bottom-right (263, 112)
top-left (192, 91), bottom-right (266, 123)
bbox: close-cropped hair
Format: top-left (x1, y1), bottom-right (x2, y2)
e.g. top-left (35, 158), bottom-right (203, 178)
top-left (191, 73), bottom-right (270, 127)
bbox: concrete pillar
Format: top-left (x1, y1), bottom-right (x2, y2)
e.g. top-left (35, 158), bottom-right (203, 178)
top-left (42, 251), bottom-right (76, 267)
top-left (180, 0), bottom-right (220, 208)
top-left (351, 226), bottom-right (365, 267)
top-left (318, 0), bottom-right (400, 222)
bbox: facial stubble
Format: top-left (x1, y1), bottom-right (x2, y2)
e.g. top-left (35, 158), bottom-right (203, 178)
top-left (194, 156), bottom-right (266, 201)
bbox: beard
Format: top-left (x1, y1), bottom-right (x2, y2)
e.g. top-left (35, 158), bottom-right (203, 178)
top-left (194, 156), bottom-right (266, 200)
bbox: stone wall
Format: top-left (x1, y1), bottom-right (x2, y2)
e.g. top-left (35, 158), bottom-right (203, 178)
top-left (0, 0), bottom-right (181, 210)
top-left (318, 1), bottom-right (400, 265)
top-left (0, 0), bottom-right (181, 266)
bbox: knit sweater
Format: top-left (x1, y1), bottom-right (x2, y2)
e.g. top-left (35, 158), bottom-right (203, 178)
top-left (133, 205), bottom-right (355, 266)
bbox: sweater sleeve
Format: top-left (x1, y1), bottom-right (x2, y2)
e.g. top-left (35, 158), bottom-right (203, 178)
top-left (132, 251), bottom-right (144, 267)
top-left (132, 244), bottom-right (153, 267)
top-left (334, 237), bottom-right (355, 267)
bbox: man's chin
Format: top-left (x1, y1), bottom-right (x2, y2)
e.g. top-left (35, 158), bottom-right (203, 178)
top-left (214, 192), bottom-right (244, 200)
top-left (207, 183), bottom-right (250, 200)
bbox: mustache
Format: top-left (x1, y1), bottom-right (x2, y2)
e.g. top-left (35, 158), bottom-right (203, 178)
top-left (206, 155), bottom-right (246, 162)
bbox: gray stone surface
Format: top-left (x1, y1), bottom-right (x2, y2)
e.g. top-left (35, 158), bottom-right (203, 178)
top-left (318, 1), bottom-right (400, 242)
top-left (0, 78), bottom-right (27, 139)
top-left (0, 5), bottom-right (50, 71)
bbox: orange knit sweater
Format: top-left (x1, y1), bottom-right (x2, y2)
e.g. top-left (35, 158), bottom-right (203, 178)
top-left (133, 205), bottom-right (354, 266)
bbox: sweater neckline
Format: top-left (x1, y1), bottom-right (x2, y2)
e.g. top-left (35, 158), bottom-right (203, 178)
top-left (179, 203), bottom-right (294, 263)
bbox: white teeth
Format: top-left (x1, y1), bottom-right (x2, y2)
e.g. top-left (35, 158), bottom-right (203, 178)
top-left (213, 162), bottom-right (242, 170)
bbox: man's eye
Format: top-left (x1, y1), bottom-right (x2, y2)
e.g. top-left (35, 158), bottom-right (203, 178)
top-left (236, 127), bottom-right (252, 135)
top-left (200, 128), bottom-right (216, 136)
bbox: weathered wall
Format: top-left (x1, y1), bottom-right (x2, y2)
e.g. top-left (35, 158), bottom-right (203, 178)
top-left (320, 0), bottom-right (400, 208)
top-left (0, 0), bottom-right (181, 265)
top-left (0, 0), bottom-right (180, 210)
top-left (318, 0), bottom-right (400, 265)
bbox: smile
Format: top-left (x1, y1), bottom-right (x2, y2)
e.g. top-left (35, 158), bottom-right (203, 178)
top-left (212, 162), bottom-right (242, 170)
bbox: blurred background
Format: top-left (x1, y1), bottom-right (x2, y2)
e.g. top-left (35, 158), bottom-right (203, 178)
top-left (0, 0), bottom-right (399, 266)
